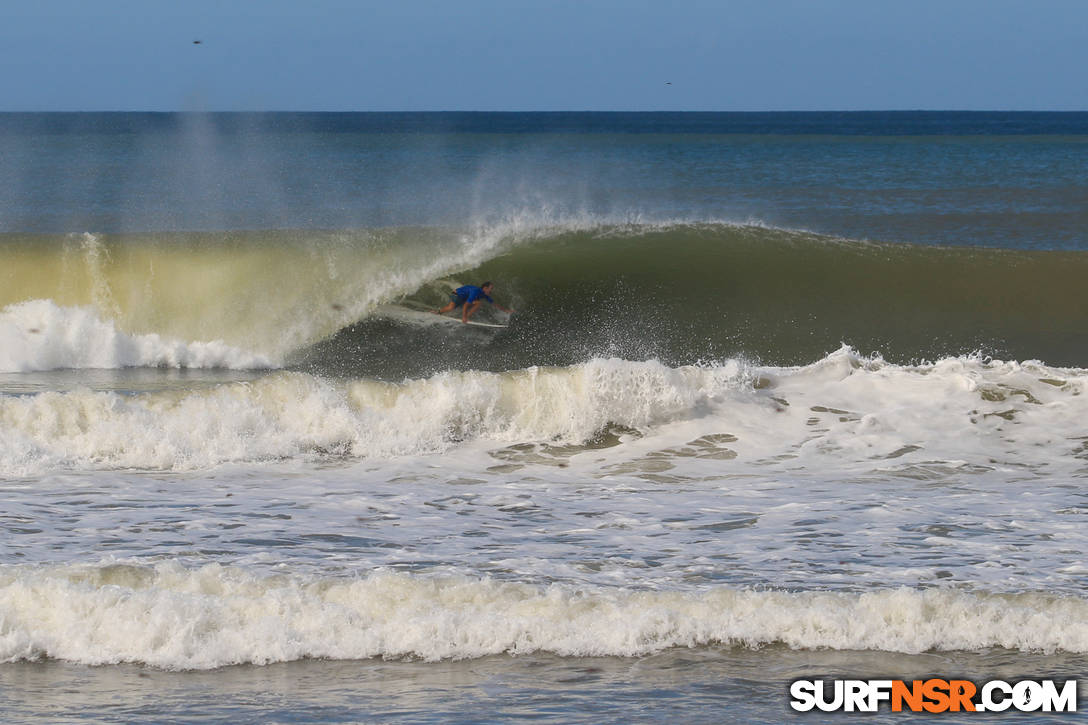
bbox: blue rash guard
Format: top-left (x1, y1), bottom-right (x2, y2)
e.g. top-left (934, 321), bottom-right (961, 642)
top-left (450, 285), bottom-right (493, 307)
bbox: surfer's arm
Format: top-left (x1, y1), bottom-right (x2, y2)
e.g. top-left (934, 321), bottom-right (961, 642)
top-left (462, 299), bottom-right (484, 322)
top-left (491, 302), bottom-right (515, 314)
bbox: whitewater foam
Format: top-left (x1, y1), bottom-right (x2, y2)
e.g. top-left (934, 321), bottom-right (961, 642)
top-left (2, 349), bottom-right (1086, 478)
top-left (0, 300), bottom-right (273, 373)
top-left (1, 562), bottom-right (1084, 669)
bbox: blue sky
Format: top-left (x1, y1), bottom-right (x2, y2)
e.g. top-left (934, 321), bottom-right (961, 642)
top-left (3, 0), bottom-right (1086, 111)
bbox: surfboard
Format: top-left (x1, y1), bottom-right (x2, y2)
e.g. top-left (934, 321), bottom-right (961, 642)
top-left (377, 301), bottom-right (509, 329)
top-left (462, 319), bottom-right (508, 329)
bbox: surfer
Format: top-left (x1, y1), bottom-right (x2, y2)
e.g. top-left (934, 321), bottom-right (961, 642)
top-left (433, 282), bottom-right (515, 323)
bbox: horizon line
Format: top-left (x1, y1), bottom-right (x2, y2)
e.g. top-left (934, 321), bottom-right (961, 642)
top-left (3, 108), bottom-right (1088, 114)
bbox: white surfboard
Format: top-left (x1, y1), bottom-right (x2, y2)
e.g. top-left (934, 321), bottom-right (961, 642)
top-left (377, 301), bottom-right (509, 329)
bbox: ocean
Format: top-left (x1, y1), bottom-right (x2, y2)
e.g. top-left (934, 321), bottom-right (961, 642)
top-left (1, 112), bottom-right (1086, 722)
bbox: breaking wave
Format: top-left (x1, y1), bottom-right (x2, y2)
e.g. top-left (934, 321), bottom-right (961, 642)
top-left (2, 220), bottom-right (1086, 377)
top-left (1, 561), bottom-right (1084, 669)
top-left (2, 350), bottom-right (1085, 477)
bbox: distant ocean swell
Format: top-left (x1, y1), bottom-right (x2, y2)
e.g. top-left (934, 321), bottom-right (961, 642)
top-left (2, 351), bottom-right (1085, 476)
top-left (1, 220), bottom-right (1086, 375)
top-left (1, 562), bottom-right (1085, 669)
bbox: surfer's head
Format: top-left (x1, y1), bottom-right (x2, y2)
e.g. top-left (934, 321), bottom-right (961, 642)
top-left (481, 281), bottom-right (494, 293)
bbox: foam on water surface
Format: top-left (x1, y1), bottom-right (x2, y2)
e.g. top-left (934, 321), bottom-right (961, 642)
top-left (1, 349), bottom-right (1085, 478)
top-left (0, 300), bottom-right (273, 373)
top-left (2, 562), bottom-right (1085, 669)
top-left (2, 116), bottom-right (1087, 712)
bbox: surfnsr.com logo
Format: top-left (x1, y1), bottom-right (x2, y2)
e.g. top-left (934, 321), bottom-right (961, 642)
top-left (790, 679), bottom-right (1078, 713)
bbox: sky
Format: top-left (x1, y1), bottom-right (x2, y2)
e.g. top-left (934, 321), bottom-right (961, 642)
top-left (3, 0), bottom-right (1086, 111)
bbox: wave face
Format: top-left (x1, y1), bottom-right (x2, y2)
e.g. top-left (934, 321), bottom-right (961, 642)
top-left (3, 222), bottom-right (1087, 377)
top-left (3, 350), bottom-right (1085, 476)
top-left (1, 562), bottom-right (1084, 669)
top-left (0, 221), bottom-right (551, 368)
top-left (334, 222), bottom-right (1088, 378)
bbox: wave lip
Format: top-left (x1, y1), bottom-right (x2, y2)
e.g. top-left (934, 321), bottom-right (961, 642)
top-left (0, 300), bottom-right (273, 373)
top-left (1, 562), bottom-right (1084, 670)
